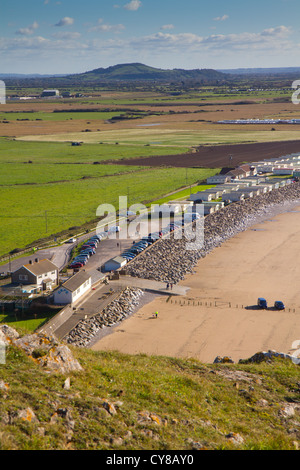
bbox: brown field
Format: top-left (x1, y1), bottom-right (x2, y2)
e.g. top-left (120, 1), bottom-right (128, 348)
top-left (112, 140), bottom-right (300, 168)
top-left (2, 98), bottom-right (300, 138)
top-left (2, 95), bottom-right (300, 170)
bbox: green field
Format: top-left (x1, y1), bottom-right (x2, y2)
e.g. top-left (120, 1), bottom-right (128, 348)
top-left (0, 138), bottom-right (188, 162)
top-left (18, 127), bottom-right (300, 147)
top-left (0, 111), bottom-right (124, 122)
top-left (0, 162), bottom-right (148, 185)
top-left (0, 138), bottom-right (218, 256)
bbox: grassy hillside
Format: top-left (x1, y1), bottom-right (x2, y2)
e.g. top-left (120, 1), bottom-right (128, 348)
top-left (65, 63), bottom-right (228, 83)
top-left (1, 340), bottom-right (300, 451)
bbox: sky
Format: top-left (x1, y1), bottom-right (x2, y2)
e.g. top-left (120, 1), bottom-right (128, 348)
top-left (1, 0), bottom-right (300, 74)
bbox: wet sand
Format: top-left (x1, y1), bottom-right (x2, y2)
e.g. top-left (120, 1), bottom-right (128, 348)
top-left (91, 205), bottom-right (300, 363)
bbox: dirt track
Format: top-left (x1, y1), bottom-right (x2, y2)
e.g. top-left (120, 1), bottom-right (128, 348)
top-left (113, 140), bottom-right (300, 168)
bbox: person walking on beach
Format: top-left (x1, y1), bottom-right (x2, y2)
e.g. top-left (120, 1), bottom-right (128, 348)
top-left (155, 311), bottom-right (158, 318)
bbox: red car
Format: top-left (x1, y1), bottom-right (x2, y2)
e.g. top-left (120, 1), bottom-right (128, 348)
top-left (69, 262), bottom-right (84, 268)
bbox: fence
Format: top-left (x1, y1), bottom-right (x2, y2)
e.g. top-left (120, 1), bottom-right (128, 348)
top-left (166, 297), bottom-right (297, 313)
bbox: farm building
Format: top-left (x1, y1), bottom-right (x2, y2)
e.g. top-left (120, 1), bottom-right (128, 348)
top-left (53, 271), bottom-right (91, 305)
top-left (104, 256), bottom-right (127, 272)
top-left (41, 89), bottom-right (60, 97)
top-left (222, 168), bottom-right (247, 180)
top-left (11, 258), bottom-right (58, 291)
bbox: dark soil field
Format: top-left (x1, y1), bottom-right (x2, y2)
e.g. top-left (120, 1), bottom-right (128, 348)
top-left (113, 140), bottom-right (300, 168)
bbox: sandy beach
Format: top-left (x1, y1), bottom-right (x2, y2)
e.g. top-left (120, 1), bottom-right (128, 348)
top-left (91, 204), bottom-right (300, 363)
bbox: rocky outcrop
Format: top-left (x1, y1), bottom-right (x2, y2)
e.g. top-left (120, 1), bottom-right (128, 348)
top-left (65, 287), bottom-right (144, 347)
top-left (0, 324), bottom-right (82, 374)
top-left (126, 183), bottom-right (300, 283)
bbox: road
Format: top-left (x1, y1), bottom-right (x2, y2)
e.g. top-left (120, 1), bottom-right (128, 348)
top-left (1, 228), bottom-right (143, 284)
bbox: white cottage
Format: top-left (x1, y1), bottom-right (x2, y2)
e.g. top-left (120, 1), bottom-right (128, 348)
top-left (53, 271), bottom-right (92, 305)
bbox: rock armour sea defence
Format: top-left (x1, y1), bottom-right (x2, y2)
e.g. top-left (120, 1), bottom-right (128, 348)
top-left (126, 183), bottom-right (300, 284)
top-left (65, 287), bottom-right (144, 347)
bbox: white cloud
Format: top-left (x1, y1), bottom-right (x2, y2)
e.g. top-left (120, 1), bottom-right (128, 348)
top-left (124, 0), bottom-right (142, 11)
top-left (161, 24), bottom-right (175, 30)
top-left (16, 21), bottom-right (39, 36)
top-left (130, 25), bottom-right (293, 52)
top-left (55, 17), bottom-right (74, 27)
top-left (214, 15), bottom-right (229, 21)
top-left (52, 31), bottom-right (82, 40)
top-left (2, 24), bottom-right (295, 73)
top-left (90, 19), bottom-right (125, 33)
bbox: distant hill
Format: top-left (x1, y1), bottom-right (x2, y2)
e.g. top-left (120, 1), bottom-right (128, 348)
top-left (218, 67), bottom-right (300, 75)
top-left (66, 62), bottom-right (227, 83)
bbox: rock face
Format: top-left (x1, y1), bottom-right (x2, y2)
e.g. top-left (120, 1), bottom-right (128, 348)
top-left (126, 183), bottom-right (300, 283)
top-left (65, 287), bottom-right (144, 347)
top-left (0, 325), bottom-right (82, 374)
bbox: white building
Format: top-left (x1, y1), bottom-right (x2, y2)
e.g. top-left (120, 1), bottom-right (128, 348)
top-left (206, 175), bottom-right (231, 184)
top-left (11, 258), bottom-right (58, 291)
top-left (273, 168), bottom-right (293, 175)
top-left (41, 89), bottom-right (60, 97)
top-left (222, 192), bottom-right (245, 202)
top-left (53, 271), bottom-right (92, 305)
top-left (104, 256), bottom-right (127, 272)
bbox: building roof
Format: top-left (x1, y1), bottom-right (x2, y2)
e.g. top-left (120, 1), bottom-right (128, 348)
top-left (61, 271), bottom-right (91, 293)
top-left (22, 258), bottom-right (58, 276)
top-left (106, 256), bottom-right (127, 266)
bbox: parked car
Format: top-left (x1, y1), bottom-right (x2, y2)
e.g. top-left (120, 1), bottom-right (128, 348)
top-left (69, 262), bottom-right (84, 268)
top-left (134, 241), bottom-right (148, 248)
top-left (82, 244), bottom-right (96, 250)
top-left (67, 237), bottom-right (77, 243)
top-left (122, 254), bottom-right (136, 260)
top-left (129, 247), bottom-right (144, 254)
top-left (79, 250), bottom-right (90, 255)
top-left (257, 297), bottom-right (268, 309)
top-left (274, 300), bottom-right (285, 310)
top-left (73, 258), bottom-right (87, 265)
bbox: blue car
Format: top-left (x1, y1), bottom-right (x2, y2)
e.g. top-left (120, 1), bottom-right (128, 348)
top-left (257, 297), bottom-right (268, 309)
top-left (274, 301), bottom-right (285, 310)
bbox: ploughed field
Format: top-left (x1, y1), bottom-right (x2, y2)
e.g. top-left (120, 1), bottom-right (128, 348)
top-left (112, 140), bottom-right (300, 169)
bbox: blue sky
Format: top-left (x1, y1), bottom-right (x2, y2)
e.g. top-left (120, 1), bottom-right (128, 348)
top-left (1, 0), bottom-right (300, 74)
